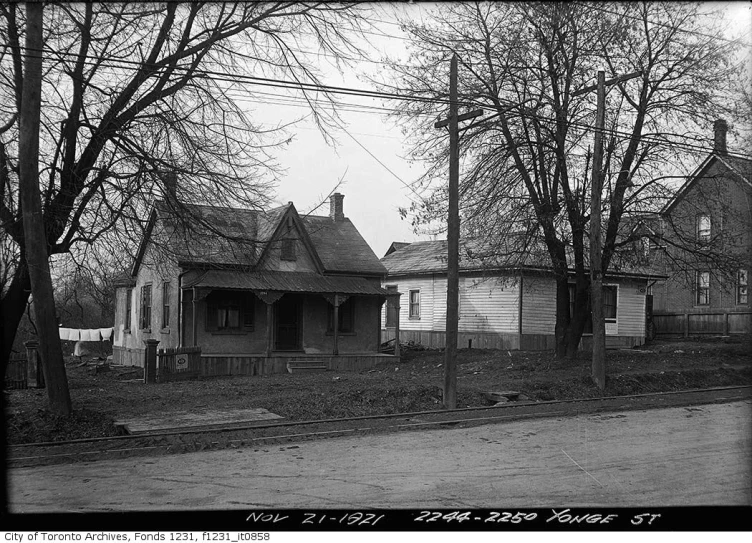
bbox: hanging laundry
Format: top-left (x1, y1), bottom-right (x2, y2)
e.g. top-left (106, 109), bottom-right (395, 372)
top-left (58, 327), bottom-right (72, 341)
top-left (82, 329), bottom-right (101, 342)
top-left (68, 329), bottom-right (81, 341)
top-left (99, 327), bottom-right (114, 341)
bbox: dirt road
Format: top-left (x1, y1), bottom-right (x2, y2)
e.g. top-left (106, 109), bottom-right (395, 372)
top-left (8, 400), bottom-right (751, 512)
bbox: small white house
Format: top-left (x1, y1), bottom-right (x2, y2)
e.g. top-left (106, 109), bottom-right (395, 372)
top-left (381, 240), bottom-right (656, 351)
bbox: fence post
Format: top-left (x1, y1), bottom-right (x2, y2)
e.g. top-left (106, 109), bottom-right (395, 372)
top-left (723, 312), bottom-right (729, 336)
top-left (143, 339), bottom-right (160, 383)
top-left (684, 312), bottom-right (689, 338)
top-left (24, 340), bottom-right (45, 388)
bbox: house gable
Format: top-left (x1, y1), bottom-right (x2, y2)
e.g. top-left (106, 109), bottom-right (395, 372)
top-left (255, 203), bottom-right (324, 274)
top-left (661, 153), bottom-right (752, 216)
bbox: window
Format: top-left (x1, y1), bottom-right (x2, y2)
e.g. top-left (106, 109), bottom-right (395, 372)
top-left (409, 289), bottom-right (420, 318)
top-left (281, 238), bottom-right (296, 261)
top-left (206, 291), bottom-right (254, 332)
top-left (696, 271), bottom-right (710, 306)
top-left (697, 215), bottom-right (711, 242)
top-left (640, 236), bottom-right (651, 261)
top-left (737, 269), bottom-right (748, 305)
top-left (603, 285), bottom-right (618, 322)
top-left (162, 282), bottom-right (170, 328)
top-left (568, 284), bottom-right (616, 329)
top-left (125, 288), bottom-right (132, 331)
top-left (328, 297), bottom-right (355, 333)
top-left (385, 285), bottom-right (398, 327)
top-left (140, 284), bottom-right (152, 330)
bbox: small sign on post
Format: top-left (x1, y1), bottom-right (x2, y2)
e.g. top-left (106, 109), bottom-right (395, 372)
top-left (176, 356), bottom-right (188, 371)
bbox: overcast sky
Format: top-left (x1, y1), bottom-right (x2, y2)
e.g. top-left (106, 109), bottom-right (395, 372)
top-left (244, 2), bottom-right (752, 259)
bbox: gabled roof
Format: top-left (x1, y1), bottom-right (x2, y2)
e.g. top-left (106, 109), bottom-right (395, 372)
top-left (661, 152), bottom-right (752, 215)
top-left (384, 241), bottom-right (411, 257)
top-left (381, 239), bottom-right (661, 280)
top-left (301, 215), bottom-right (386, 275)
top-left (131, 198), bottom-right (386, 277)
top-left (255, 204), bottom-right (325, 274)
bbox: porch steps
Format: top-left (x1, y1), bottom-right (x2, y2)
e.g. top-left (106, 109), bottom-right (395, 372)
top-left (286, 359), bottom-right (328, 374)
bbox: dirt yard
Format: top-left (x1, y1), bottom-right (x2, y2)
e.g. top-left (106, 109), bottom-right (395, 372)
top-left (5, 337), bottom-right (751, 444)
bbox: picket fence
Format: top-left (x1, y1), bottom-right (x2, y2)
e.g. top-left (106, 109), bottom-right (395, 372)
top-left (5, 355), bottom-right (27, 389)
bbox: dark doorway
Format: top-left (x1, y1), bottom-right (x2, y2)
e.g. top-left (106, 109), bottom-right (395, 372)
top-left (275, 294), bottom-right (301, 351)
top-left (385, 286), bottom-right (398, 327)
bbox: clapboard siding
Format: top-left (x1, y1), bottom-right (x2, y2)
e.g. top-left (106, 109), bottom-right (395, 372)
top-left (614, 280), bottom-right (646, 337)
top-left (383, 274), bottom-right (519, 334)
top-left (383, 275), bottom-right (438, 332)
top-left (456, 276), bottom-right (519, 333)
top-left (521, 277), bottom-right (557, 335)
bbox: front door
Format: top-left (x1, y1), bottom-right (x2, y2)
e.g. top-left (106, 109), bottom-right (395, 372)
top-left (275, 294), bottom-right (301, 351)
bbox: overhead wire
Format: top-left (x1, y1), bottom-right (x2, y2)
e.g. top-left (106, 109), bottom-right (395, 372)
top-left (6, 28), bottom-right (749, 179)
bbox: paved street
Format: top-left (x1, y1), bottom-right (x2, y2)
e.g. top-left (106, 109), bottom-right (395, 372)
top-left (8, 400), bottom-right (751, 511)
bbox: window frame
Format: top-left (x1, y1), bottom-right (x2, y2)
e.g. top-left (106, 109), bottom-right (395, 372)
top-left (125, 288), bottom-right (132, 332)
top-left (206, 291), bottom-right (254, 333)
top-left (385, 285), bottom-right (398, 328)
top-left (695, 271), bottom-right (710, 306)
top-left (140, 284), bottom-right (152, 331)
top-left (697, 214), bottom-right (711, 242)
top-left (737, 268), bottom-right (748, 305)
top-left (162, 281), bottom-right (170, 329)
top-left (408, 289), bottom-right (420, 319)
top-left (281, 238), bottom-right (296, 261)
top-left (603, 285), bottom-right (618, 323)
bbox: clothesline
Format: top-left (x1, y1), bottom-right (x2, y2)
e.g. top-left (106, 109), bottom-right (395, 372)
top-left (59, 327), bottom-right (114, 342)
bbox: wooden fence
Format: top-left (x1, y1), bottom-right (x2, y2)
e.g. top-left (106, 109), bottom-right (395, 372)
top-left (5, 355), bottom-right (27, 389)
top-left (156, 346), bottom-right (202, 383)
top-left (653, 311), bottom-right (751, 337)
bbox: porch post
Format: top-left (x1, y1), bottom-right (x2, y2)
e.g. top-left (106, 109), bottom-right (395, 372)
top-left (266, 302), bottom-right (274, 357)
top-left (192, 287), bottom-right (198, 347)
top-left (394, 297), bottom-right (401, 358)
top-left (333, 294), bottom-right (340, 356)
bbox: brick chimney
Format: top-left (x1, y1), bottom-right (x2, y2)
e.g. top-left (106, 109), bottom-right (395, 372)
top-left (162, 171), bottom-right (178, 203)
top-left (713, 119), bottom-right (728, 156)
top-left (329, 192), bottom-right (344, 222)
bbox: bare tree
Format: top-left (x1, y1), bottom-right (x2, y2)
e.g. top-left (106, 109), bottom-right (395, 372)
top-left (377, 2), bottom-right (743, 360)
top-left (0, 3), bottom-right (370, 407)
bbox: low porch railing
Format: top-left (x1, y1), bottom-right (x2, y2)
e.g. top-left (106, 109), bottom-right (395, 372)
top-left (155, 346), bottom-right (202, 383)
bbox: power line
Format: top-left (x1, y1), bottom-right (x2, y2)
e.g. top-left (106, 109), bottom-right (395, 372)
top-left (570, 1), bottom-right (752, 47)
top-left (337, 123), bottom-right (426, 204)
top-left (27, 45), bottom-right (446, 106)
top-left (9, 44), bottom-right (749, 160)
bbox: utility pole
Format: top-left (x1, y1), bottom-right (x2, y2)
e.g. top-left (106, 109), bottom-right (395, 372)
top-left (434, 54), bottom-right (482, 409)
top-left (590, 71), bottom-right (607, 391)
top-left (573, 70), bottom-right (641, 392)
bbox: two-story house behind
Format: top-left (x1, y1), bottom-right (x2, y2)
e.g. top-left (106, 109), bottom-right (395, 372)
top-left (113, 193), bottom-right (399, 375)
top-left (648, 120), bottom-right (752, 336)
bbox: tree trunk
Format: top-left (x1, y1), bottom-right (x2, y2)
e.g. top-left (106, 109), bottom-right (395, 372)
top-left (18, 2), bottom-right (72, 416)
top-left (554, 274), bottom-right (570, 359)
top-left (0, 263), bottom-right (31, 375)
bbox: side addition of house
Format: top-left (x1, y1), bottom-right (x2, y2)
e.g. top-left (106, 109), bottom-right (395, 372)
top-left (380, 241), bottom-right (654, 351)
